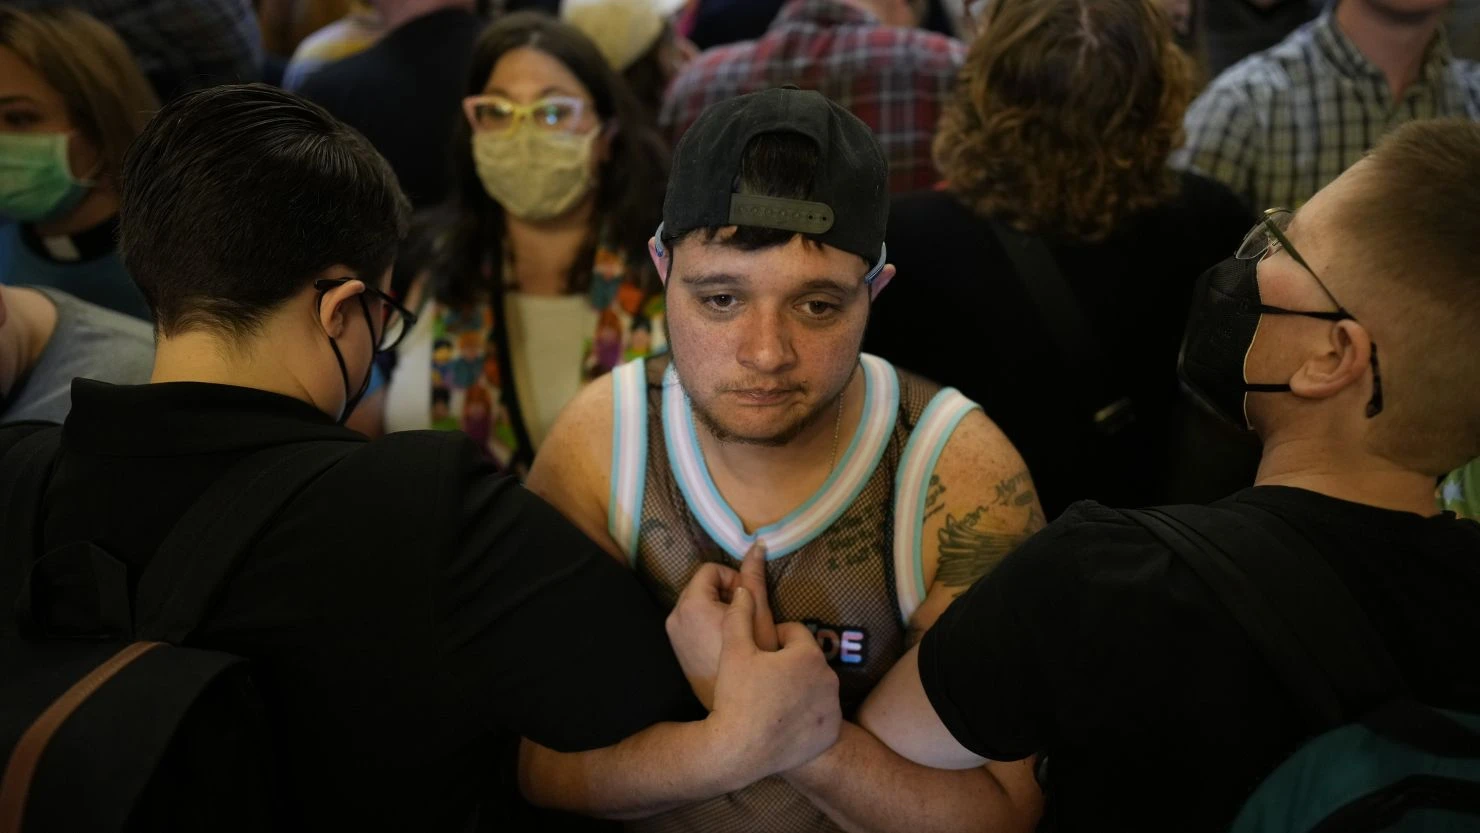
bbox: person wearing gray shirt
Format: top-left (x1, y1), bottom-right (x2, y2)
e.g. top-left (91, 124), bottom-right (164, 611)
top-left (0, 285), bottom-right (153, 424)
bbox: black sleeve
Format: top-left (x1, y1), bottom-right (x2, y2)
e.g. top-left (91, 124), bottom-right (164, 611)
top-left (0, 421), bottom-right (61, 459)
top-left (434, 437), bottom-right (703, 753)
top-left (916, 502), bottom-right (1154, 761)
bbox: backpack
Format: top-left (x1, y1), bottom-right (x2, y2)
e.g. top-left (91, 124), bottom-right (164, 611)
top-left (0, 427), bottom-right (354, 833)
top-left (1126, 504), bottom-right (1480, 833)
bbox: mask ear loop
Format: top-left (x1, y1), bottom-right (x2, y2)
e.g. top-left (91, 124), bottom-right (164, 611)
top-left (863, 243), bottom-right (887, 284)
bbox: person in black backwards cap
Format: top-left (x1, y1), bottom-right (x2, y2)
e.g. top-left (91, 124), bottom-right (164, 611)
top-left (529, 86), bottom-right (1044, 833)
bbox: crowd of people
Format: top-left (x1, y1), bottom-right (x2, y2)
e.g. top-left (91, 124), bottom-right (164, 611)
top-left (2, 0), bottom-right (1479, 832)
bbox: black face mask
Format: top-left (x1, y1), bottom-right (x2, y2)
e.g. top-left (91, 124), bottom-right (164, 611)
top-left (1178, 256), bottom-right (1351, 430)
top-left (328, 296), bottom-right (377, 425)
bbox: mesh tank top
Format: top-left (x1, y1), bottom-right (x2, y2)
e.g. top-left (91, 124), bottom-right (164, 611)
top-left (608, 354), bottom-right (980, 833)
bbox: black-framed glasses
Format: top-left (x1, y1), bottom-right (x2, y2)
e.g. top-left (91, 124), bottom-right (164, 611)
top-left (1238, 208), bottom-right (1384, 418)
top-left (314, 278), bottom-right (417, 353)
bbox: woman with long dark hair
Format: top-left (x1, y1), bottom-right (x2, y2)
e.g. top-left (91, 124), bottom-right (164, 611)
top-left (380, 12), bottom-right (669, 473)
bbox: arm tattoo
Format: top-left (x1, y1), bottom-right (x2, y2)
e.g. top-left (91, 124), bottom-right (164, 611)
top-left (993, 469), bottom-right (1035, 507)
top-left (924, 474), bottom-right (946, 521)
top-left (934, 507), bottom-right (1026, 588)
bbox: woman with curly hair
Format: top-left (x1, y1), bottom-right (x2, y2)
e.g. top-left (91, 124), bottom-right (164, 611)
top-left (865, 0), bottom-right (1254, 516)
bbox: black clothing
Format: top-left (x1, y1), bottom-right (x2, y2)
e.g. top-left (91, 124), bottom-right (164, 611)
top-left (866, 175), bottom-right (1257, 517)
top-left (920, 486), bottom-right (1480, 832)
top-left (0, 379), bottom-right (699, 832)
top-left (296, 9), bottom-right (484, 208)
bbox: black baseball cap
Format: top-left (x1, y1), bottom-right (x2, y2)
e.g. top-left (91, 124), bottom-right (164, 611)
top-left (658, 87), bottom-right (890, 275)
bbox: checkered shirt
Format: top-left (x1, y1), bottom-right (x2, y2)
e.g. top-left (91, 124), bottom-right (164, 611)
top-left (1172, 12), bottom-right (1480, 210)
top-left (659, 0), bottom-right (965, 194)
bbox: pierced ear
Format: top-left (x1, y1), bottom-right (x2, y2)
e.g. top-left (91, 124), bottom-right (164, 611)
top-left (1289, 320), bottom-right (1371, 402)
top-left (649, 237), bottom-right (670, 285)
top-left (868, 264), bottom-right (897, 301)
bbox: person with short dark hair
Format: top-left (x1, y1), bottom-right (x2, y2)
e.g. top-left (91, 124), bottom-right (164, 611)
top-left (0, 83), bottom-right (845, 832)
top-left (859, 118), bottom-right (1480, 831)
top-left (0, 6), bottom-right (157, 320)
top-left (531, 86), bottom-right (1044, 833)
top-left (864, 0), bottom-right (1255, 516)
top-left (660, 0), bottom-right (966, 194)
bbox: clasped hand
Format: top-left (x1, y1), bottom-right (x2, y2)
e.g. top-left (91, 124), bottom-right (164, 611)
top-left (666, 543), bottom-right (842, 779)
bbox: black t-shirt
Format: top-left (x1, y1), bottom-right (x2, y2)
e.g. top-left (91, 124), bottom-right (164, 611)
top-left (296, 9), bottom-right (484, 208)
top-left (0, 380), bottom-right (699, 832)
top-left (865, 174), bottom-right (1258, 517)
top-left (919, 486), bottom-right (1480, 833)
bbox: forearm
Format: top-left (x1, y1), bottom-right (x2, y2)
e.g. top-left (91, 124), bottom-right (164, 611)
top-left (782, 722), bottom-right (1038, 833)
top-left (518, 719), bottom-right (737, 820)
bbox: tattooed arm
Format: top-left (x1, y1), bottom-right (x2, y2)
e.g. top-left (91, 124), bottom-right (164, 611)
top-left (909, 411), bottom-right (1045, 641)
top-left (780, 410), bottom-right (1044, 833)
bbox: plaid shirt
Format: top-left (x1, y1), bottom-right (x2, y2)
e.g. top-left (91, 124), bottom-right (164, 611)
top-left (659, 0), bottom-right (965, 194)
top-left (1172, 12), bottom-right (1480, 210)
top-left (12, 0), bottom-right (261, 100)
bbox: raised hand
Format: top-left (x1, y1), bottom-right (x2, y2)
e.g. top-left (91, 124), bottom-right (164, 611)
top-left (737, 542), bottom-right (779, 651)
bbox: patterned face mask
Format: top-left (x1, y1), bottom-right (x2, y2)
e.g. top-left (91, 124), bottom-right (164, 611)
top-left (472, 125), bottom-right (599, 222)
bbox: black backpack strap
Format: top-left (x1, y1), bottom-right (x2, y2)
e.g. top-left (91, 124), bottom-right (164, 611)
top-left (133, 440), bottom-right (359, 644)
top-left (0, 427), bottom-right (64, 639)
top-left (988, 221), bottom-right (1135, 435)
top-left (1124, 504), bottom-right (1405, 729)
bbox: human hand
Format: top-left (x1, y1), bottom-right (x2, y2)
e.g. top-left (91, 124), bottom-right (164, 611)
top-left (708, 585), bottom-right (842, 784)
top-left (666, 561), bottom-right (739, 709)
top-left (735, 543), bottom-right (778, 651)
top-left (666, 543), bottom-right (777, 708)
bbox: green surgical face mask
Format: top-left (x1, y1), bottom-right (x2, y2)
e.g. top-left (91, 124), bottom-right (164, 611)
top-left (0, 133), bottom-right (93, 224)
top-left (472, 126), bottom-right (598, 222)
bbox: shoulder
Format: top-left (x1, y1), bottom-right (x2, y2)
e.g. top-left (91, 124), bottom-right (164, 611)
top-left (525, 366), bottom-right (631, 558)
top-left (1166, 171), bottom-right (1256, 234)
top-left (0, 421), bottom-right (60, 462)
top-left (293, 49), bottom-right (375, 97)
top-left (1451, 56), bottom-right (1480, 93)
top-left (673, 40), bottom-right (754, 87)
top-left (336, 429), bottom-right (491, 492)
top-left (44, 288), bottom-right (152, 342)
top-left (1202, 42), bottom-right (1303, 105)
top-left (526, 366), bottom-right (618, 500)
top-left (549, 366), bottom-right (617, 446)
top-left (897, 28), bottom-right (966, 71)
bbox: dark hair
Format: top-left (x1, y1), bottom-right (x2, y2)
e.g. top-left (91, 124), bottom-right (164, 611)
top-left (439, 12), bottom-right (669, 307)
top-left (621, 23), bottom-right (674, 129)
top-left (661, 132), bottom-right (841, 258)
top-left (934, 0), bottom-right (1191, 242)
top-left (120, 84), bottom-right (409, 338)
